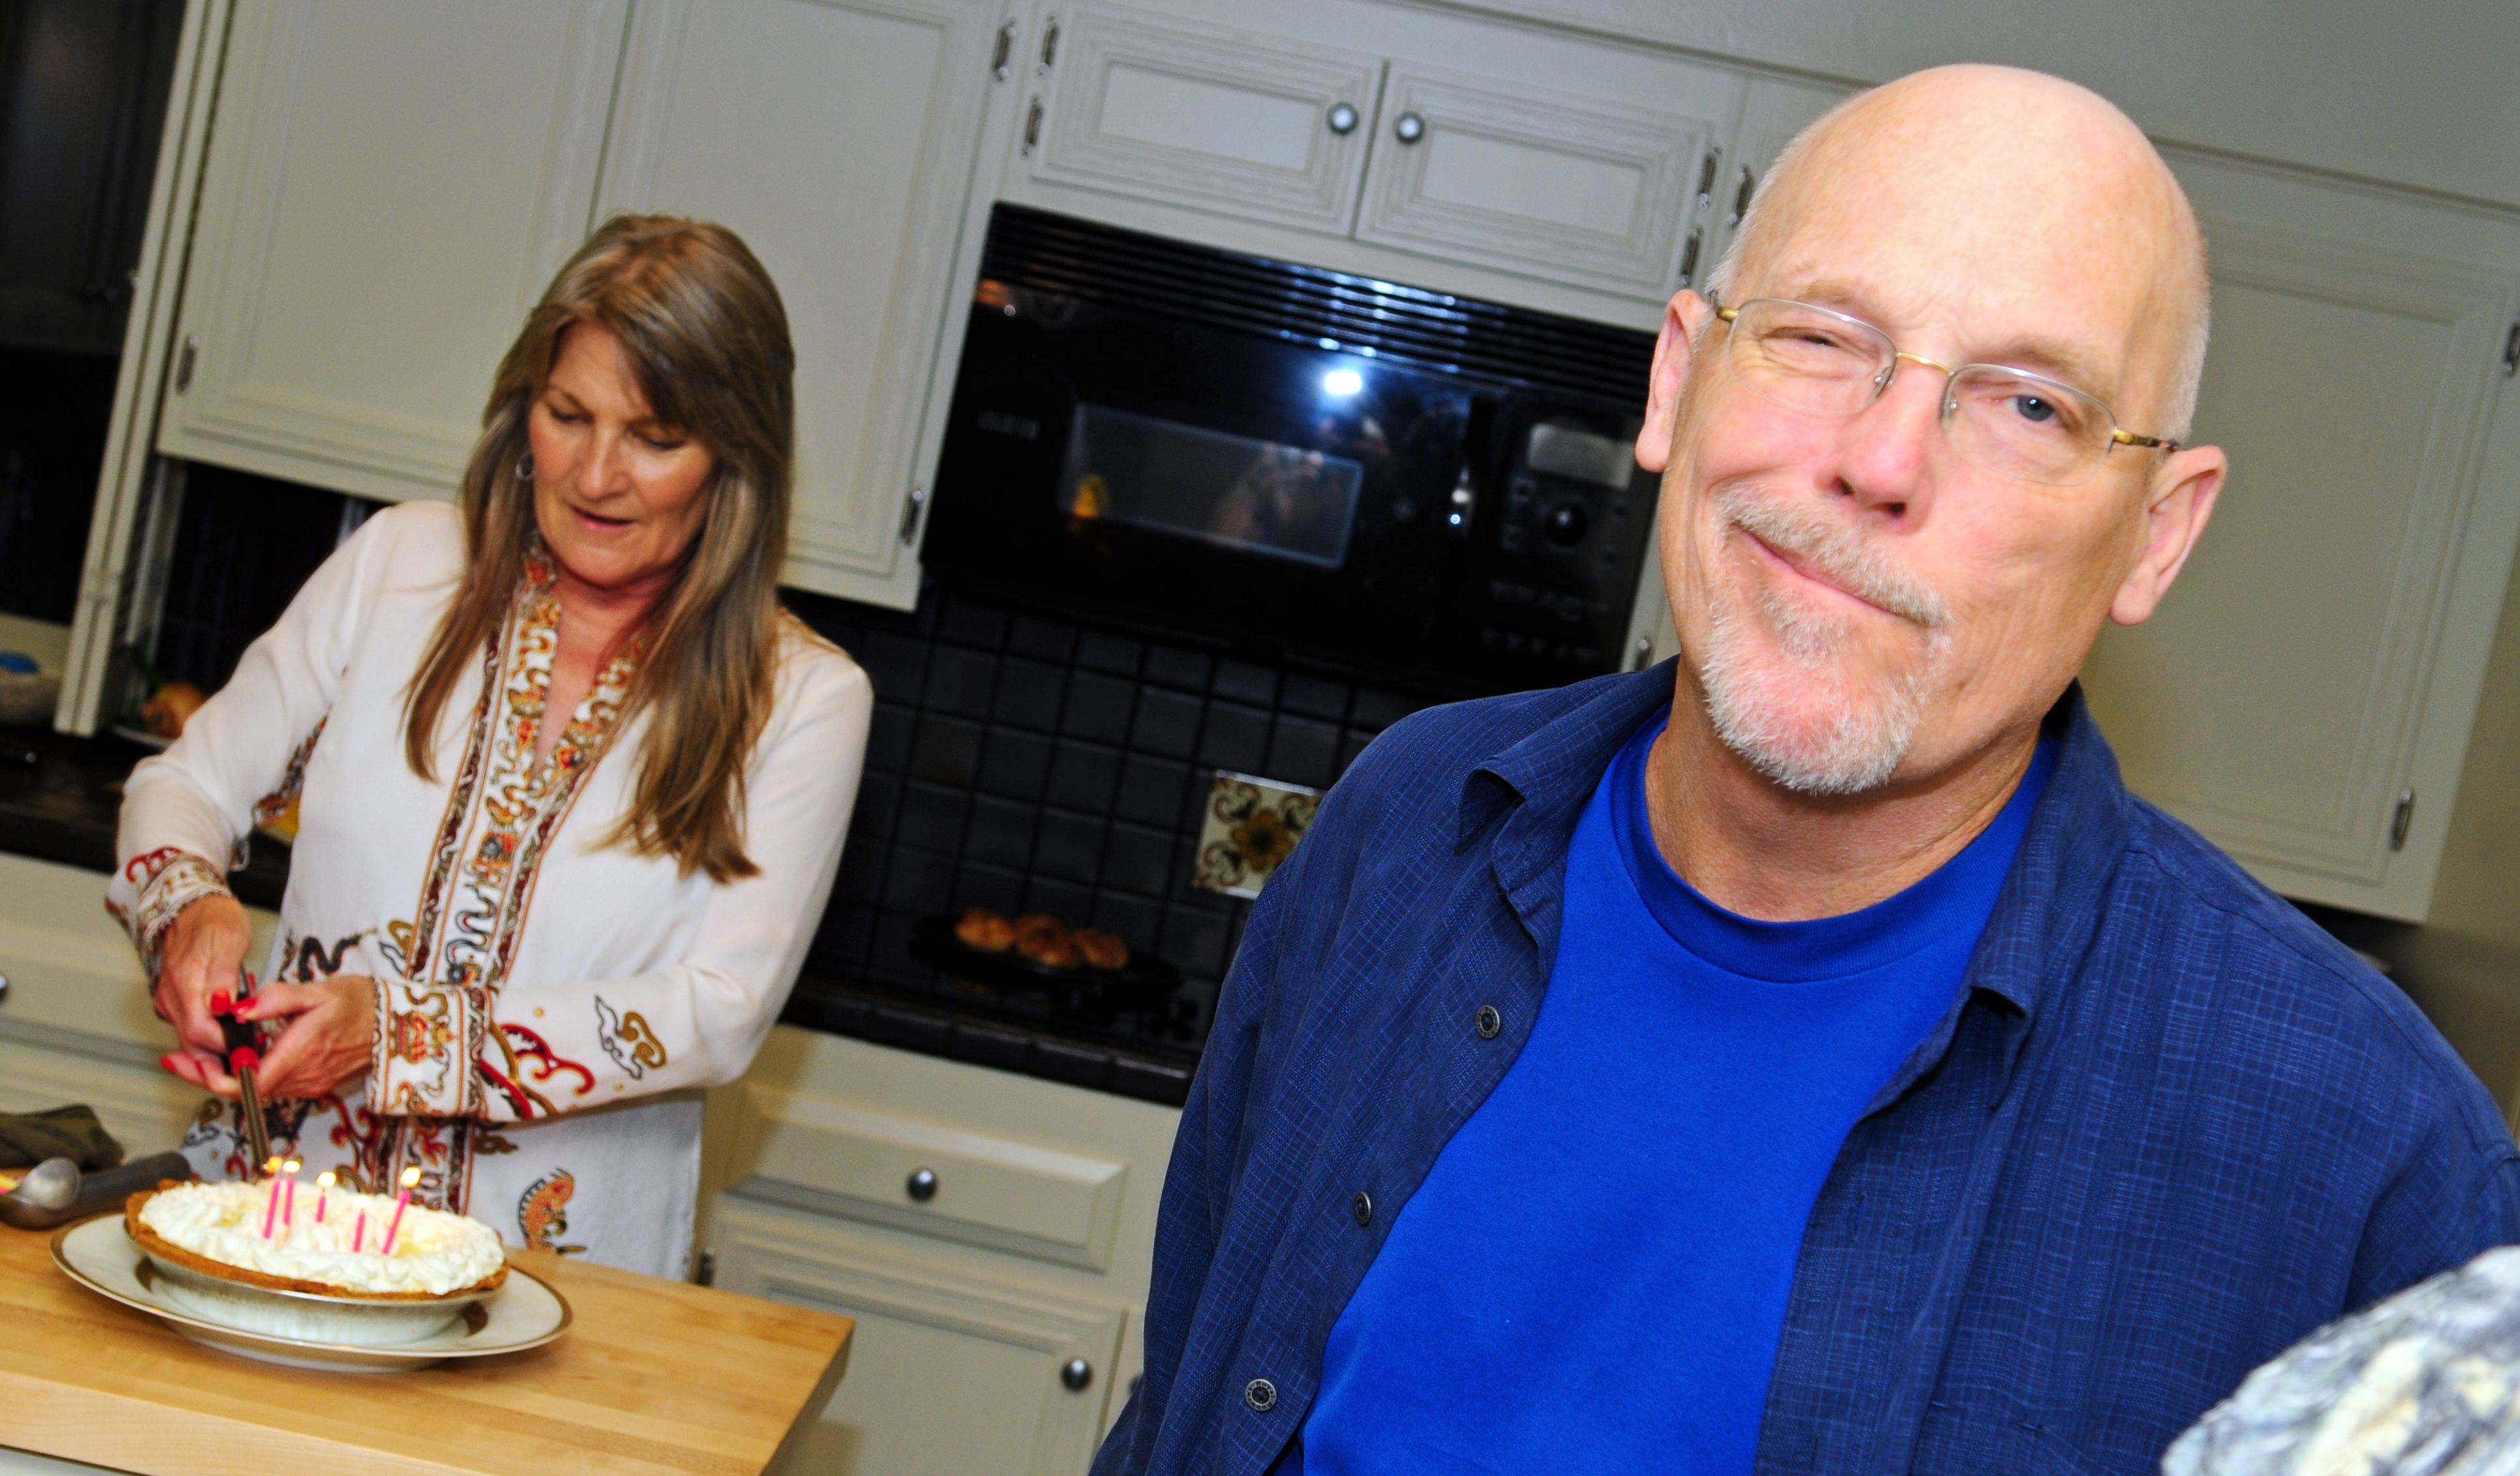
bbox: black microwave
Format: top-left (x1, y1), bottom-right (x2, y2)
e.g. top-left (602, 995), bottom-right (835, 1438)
top-left (924, 206), bottom-right (1660, 697)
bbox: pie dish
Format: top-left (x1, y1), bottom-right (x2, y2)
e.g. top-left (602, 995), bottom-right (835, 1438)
top-left (52, 1216), bottom-right (568, 1372)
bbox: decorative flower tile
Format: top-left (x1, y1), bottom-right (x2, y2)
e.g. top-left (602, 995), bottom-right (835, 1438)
top-left (1192, 770), bottom-right (1323, 899)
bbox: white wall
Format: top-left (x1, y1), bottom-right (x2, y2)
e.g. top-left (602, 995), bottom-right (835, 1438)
top-left (1442, 0), bottom-right (2520, 210)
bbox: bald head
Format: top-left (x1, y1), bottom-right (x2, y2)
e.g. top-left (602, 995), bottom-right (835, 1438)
top-left (1709, 65), bottom-right (2210, 440)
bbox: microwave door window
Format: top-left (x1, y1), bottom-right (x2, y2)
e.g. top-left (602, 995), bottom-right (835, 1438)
top-left (1060, 405), bottom-right (1363, 569)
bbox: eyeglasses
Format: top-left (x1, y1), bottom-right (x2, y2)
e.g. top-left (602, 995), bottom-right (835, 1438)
top-left (1710, 298), bottom-right (2179, 487)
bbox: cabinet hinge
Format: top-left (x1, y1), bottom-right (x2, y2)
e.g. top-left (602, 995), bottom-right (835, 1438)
top-left (897, 484), bottom-right (929, 546)
top-left (173, 334), bottom-right (197, 394)
top-left (2502, 320), bottom-right (2520, 378)
top-left (989, 20), bottom-right (1014, 81)
top-left (2390, 787), bottom-right (2416, 852)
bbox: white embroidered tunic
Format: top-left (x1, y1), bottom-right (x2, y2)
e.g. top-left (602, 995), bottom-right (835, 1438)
top-left (109, 502), bottom-right (871, 1276)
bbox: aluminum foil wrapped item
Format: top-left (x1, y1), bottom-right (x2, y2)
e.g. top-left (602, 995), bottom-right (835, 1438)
top-left (2165, 1246), bottom-right (2520, 1475)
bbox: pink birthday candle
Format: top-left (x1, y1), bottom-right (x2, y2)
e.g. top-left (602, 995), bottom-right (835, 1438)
top-left (380, 1165), bottom-right (421, 1255)
top-left (259, 1157), bottom-right (284, 1238)
top-left (281, 1160), bottom-right (300, 1227)
top-left (315, 1171), bottom-right (334, 1222)
top-left (352, 1209), bottom-right (366, 1253)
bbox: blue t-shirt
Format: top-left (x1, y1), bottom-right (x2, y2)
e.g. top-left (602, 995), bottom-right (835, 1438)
top-left (1296, 713), bottom-right (2057, 1475)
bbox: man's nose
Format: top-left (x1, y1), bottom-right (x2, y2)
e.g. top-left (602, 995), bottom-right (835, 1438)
top-left (1832, 358), bottom-right (1948, 515)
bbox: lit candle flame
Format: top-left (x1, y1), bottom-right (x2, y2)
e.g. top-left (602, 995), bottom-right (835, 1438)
top-left (284, 1159), bottom-right (301, 1175)
top-left (316, 1171), bottom-right (335, 1188)
top-left (401, 1166), bottom-right (422, 1188)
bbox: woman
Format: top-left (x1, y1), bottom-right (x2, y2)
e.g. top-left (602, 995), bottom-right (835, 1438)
top-left (109, 215), bottom-right (871, 1277)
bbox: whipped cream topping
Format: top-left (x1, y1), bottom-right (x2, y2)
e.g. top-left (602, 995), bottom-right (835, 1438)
top-left (137, 1180), bottom-right (505, 1296)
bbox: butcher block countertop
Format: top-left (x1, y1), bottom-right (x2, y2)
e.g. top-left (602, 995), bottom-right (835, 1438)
top-left (0, 1217), bottom-right (852, 1476)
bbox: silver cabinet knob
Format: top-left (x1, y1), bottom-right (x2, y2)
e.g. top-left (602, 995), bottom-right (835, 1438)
top-left (1393, 112), bottom-right (1425, 144)
top-left (1326, 102), bottom-right (1358, 135)
top-left (906, 1167), bottom-right (938, 1202)
top-left (0, 972), bottom-right (10, 1002)
top-left (1061, 1357), bottom-right (1093, 1391)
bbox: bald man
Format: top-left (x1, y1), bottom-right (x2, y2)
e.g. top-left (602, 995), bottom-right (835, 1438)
top-left (1093, 67), bottom-right (2520, 1476)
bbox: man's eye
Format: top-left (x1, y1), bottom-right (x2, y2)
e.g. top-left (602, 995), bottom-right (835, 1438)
top-left (1763, 328), bottom-right (1863, 367)
top-left (2011, 395), bottom-right (2058, 425)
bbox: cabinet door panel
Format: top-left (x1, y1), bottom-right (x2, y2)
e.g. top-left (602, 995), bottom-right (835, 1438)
top-left (2081, 205), bottom-right (2520, 916)
top-left (713, 1197), bottom-right (1124, 1476)
top-left (1696, 76), bottom-right (1847, 283)
top-left (1355, 63), bottom-right (1723, 296)
top-left (159, 0), bottom-right (626, 502)
top-left (1033, 6), bottom-right (1382, 236)
top-left (600, 0), bottom-right (1003, 599)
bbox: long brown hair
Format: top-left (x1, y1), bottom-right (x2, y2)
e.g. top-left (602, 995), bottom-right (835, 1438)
top-left (403, 215), bottom-right (794, 883)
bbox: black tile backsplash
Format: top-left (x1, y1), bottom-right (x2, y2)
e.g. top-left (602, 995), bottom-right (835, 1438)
top-left (153, 463), bottom-right (372, 696)
top-left (783, 578), bottom-right (1437, 1045)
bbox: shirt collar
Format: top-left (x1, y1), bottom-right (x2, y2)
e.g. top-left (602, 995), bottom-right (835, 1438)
top-left (1458, 667), bottom-right (2134, 1028)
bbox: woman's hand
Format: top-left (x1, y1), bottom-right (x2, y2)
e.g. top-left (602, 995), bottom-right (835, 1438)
top-left (151, 893), bottom-right (252, 1093)
top-left (237, 976), bottom-right (379, 1102)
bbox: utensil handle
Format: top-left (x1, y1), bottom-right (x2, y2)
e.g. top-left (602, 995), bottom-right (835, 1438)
top-left (70, 1152), bottom-right (193, 1215)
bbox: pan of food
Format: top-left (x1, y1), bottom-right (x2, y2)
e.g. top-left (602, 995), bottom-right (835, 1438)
top-left (910, 910), bottom-right (1183, 1011)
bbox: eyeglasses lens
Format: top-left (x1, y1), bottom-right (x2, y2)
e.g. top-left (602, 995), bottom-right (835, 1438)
top-left (1724, 300), bottom-right (2115, 487)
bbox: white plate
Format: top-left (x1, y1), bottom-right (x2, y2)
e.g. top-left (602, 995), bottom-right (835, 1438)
top-left (52, 1217), bottom-right (571, 1373)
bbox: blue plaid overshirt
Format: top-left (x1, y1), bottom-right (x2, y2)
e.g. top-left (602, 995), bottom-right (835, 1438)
top-left (1093, 665), bottom-right (2520, 1476)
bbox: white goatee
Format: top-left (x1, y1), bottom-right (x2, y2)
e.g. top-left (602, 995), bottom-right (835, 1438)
top-left (1694, 486), bottom-right (1952, 795)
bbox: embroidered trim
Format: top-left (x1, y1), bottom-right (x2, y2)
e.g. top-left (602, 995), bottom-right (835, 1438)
top-left (121, 847), bottom-right (233, 980)
top-left (370, 550), bottom-right (645, 1186)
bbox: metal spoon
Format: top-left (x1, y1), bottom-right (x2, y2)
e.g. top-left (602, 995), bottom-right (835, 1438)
top-left (8, 1157), bottom-right (76, 1212)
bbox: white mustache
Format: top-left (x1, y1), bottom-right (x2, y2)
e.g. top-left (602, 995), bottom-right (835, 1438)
top-left (1714, 485), bottom-right (1950, 629)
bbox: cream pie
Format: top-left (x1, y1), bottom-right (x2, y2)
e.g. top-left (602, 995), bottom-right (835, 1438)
top-left (126, 1180), bottom-right (508, 1300)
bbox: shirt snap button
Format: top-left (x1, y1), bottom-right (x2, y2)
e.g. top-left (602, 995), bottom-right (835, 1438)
top-left (1245, 1377), bottom-right (1279, 1413)
top-left (1351, 1190), bottom-right (1373, 1226)
top-left (1474, 1004), bottom-right (1502, 1040)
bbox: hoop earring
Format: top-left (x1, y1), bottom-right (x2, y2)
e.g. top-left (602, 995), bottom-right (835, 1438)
top-left (517, 453), bottom-right (536, 484)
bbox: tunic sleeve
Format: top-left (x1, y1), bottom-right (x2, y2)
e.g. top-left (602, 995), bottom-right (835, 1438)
top-left (109, 508), bottom-right (411, 976)
top-left (367, 641), bottom-right (871, 1121)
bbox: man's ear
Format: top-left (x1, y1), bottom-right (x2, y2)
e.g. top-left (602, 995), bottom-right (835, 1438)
top-left (1636, 291), bottom-right (1713, 474)
top-left (2108, 443), bottom-right (2227, 626)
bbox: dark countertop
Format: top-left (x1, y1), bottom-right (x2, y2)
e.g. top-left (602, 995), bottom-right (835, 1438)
top-left (0, 726), bottom-right (1198, 1108)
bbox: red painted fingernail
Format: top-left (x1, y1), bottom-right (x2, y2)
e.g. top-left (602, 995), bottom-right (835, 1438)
top-left (209, 991), bottom-right (232, 1014)
top-left (158, 1054), bottom-right (179, 1073)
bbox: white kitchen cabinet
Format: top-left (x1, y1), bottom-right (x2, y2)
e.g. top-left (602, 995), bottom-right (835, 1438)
top-left (154, 0), bottom-right (629, 504)
top-left (1032, 6), bottom-right (1384, 236)
top-left (1354, 62), bottom-right (1722, 296)
top-left (2081, 153), bottom-right (2520, 921)
top-left (598, 0), bottom-right (1019, 608)
top-left (0, 852), bottom-right (278, 1156)
top-left (698, 1026), bottom-right (1182, 1475)
top-left (1014, 1), bottom-right (1745, 309)
top-left (714, 1198), bottom-right (1127, 1475)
